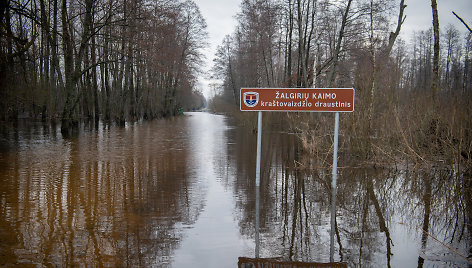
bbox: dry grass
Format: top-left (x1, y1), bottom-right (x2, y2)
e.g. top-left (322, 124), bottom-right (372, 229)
top-left (209, 88), bottom-right (472, 171)
top-left (293, 89), bottom-right (472, 170)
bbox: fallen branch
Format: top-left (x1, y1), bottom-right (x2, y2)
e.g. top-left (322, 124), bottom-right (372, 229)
top-left (415, 225), bottom-right (472, 264)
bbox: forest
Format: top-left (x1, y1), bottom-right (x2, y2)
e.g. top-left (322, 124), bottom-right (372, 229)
top-left (210, 0), bottom-right (472, 168)
top-left (1, 0), bottom-right (472, 265)
top-left (0, 0), bottom-right (207, 135)
top-left (1, 0), bottom-right (472, 166)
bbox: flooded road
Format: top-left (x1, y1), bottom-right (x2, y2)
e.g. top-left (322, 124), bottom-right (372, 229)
top-left (0, 112), bottom-right (470, 267)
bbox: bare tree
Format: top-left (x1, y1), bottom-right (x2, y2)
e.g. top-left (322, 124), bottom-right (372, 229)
top-left (431, 0), bottom-right (440, 99)
top-left (327, 0), bottom-right (353, 87)
top-left (368, 0), bottom-right (406, 126)
top-left (443, 24), bottom-right (461, 91)
top-left (212, 35), bottom-right (239, 105)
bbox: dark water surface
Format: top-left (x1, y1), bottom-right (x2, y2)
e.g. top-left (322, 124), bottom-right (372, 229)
top-left (0, 112), bottom-right (470, 267)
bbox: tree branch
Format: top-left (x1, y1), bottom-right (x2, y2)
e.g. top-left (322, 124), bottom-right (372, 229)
top-left (386, 0), bottom-right (406, 55)
top-left (452, 11), bottom-right (472, 33)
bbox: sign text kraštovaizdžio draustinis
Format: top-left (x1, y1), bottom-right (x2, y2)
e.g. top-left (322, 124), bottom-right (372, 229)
top-left (240, 88), bottom-right (354, 112)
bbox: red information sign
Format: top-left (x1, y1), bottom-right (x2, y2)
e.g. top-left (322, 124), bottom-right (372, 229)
top-left (240, 88), bottom-right (354, 112)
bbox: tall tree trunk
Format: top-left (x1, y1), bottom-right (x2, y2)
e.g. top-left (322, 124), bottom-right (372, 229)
top-left (50, 0), bottom-right (59, 120)
top-left (91, 33), bottom-right (99, 124)
top-left (61, 0), bottom-right (76, 135)
top-left (386, 0), bottom-right (406, 55)
top-left (102, 11), bottom-right (112, 122)
top-left (306, 0), bottom-right (317, 87)
top-left (368, 0), bottom-right (376, 131)
top-left (40, 0), bottom-right (63, 121)
top-left (39, 0), bottom-right (50, 121)
top-left (1, 1), bottom-right (15, 119)
top-left (61, 0), bottom-right (94, 136)
top-left (431, 0), bottom-right (440, 101)
top-left (328, 0), bottom-right (352, 87)
top-left (127, 0), bottom-right (137, 121)
top-left (226, 44), bottom-right (238, 106)
top-left (367, 0), bottom-right (406, 156)
top-left (296, 0), bottom-right (307, 87)
top-left (286, 0), bottom-right (293, 87)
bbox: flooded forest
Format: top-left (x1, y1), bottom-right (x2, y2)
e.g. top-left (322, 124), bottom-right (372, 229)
top-left (1, 0), bottom-right (472, 267)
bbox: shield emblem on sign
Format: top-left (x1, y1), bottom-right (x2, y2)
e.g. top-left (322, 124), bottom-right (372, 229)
top-left (244, 92), bottom-right (259, 107)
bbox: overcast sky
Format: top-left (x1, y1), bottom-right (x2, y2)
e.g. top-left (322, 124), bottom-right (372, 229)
top-left (193, 0), bottom-right (240, 97)
top-left (401, 0), bottom-right (472, 39)
top-left (193, 0), bottom-right (472, 98)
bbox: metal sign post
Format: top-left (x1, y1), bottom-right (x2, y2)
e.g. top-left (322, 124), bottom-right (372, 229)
top-left (241, 88), bottom-right (354, 261)
top-left (256, 111), bottom-right (262, 187)
top-left (330, 111), bottom-right (339, 262)
top-left (255, 111), bottom-right (262, 258)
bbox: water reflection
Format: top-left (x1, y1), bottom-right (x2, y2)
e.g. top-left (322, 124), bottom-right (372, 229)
top-left (229, 124), bottom-right (471, 267)
top-left (0, 114), bottom-right (238, 266)
top-left (0, 114), bottom-right (470, 267)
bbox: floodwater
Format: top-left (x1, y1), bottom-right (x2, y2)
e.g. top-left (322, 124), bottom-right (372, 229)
top-left (0, 112), bottom-right (470, 267)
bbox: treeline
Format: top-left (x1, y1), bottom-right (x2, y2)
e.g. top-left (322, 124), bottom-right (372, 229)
top-left (210, 0), bottom-right (472, 166)
top-left (0, 0), bottom-right (207, 135)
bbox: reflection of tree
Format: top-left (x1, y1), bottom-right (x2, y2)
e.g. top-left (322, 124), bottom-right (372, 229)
top-left (338, 168), bottom-right (394, 267)
top-left (229, 125), bottom-right (471, 266)
top-left (417, 175), bottom-right (431, 268)
top-left (231, 126), bottom-right (315, 259)
top-left (366, 177), bottom-right (393, 268)
top-left (465, 168), bottom-right (472, 258)
top-left (288, 167), bottom-right (307, 260)
top-left (0, 120), bottom-right (207, 266)
top-left (393, 168), bottom-right (472, 266)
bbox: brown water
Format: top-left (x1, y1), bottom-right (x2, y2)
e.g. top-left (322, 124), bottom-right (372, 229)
top-left (0, 112), bottom-right (470, 267)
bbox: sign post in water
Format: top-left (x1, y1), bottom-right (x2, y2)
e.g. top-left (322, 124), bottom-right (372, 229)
top-left (241, 87), bottom-right (355, 261)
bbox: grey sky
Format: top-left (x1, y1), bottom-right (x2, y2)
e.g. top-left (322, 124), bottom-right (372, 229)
top-left (401, 0), bottom-right (472, 40)
top-left (194, 0), bottom-right (241, 97)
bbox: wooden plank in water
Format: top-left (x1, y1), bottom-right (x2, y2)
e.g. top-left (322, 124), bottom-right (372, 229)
top-left (238, 257), bottom-right (348, 268)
